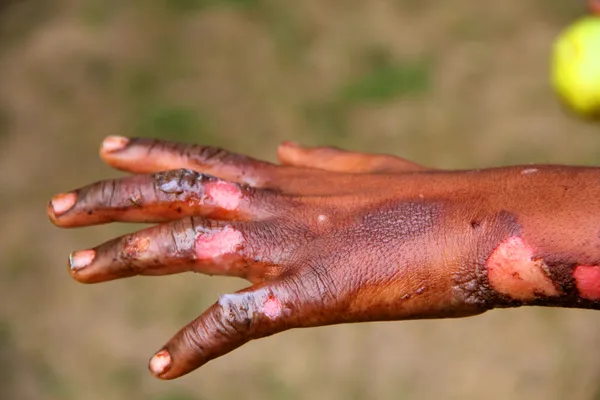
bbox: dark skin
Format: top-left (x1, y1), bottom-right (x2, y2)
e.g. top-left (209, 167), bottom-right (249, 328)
top-left (48, 136), bottom-right (600, 380)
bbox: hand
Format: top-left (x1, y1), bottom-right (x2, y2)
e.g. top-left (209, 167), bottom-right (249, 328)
top-left (48, 136), bottom-right (600, 379)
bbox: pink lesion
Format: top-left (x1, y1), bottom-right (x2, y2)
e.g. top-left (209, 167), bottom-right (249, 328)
top-left (486, 236), bottom-right (560, 301)
top-left (262, 295), bottom-right (282, 319)
top-left (573, 265), bottom-right (600, 300)
top-left (205, 181), bottom-right (241, 211)
top-left (195, 226), bottom-right (243, 260)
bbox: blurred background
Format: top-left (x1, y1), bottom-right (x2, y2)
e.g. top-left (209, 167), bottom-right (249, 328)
top-left (1, 1), bottom-right (600, 399)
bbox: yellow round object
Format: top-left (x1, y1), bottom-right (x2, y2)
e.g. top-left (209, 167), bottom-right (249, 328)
top-left (552, 16), bottom-right (600, 118)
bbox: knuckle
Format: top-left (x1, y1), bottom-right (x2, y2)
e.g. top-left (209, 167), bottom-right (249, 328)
top-left (195, 146), bottom-right (231, 163)
top-left (217, 293), bottom-right (256, 335)
top-left (153, 169), bottom-right (245, 212)
top-left (303, 263), bottom-right (339, 305)
top-left (162, 219), bottom-right (195, 259)
top-left (190, 145), bottom-right (253, 168)
top-left (120, 235), bottom-right (151, 259)
top-left (241, 220), bottom-right (309, 274)
top-left (181, 323), bottom-right (207, 356)
top-left (216, 289), bottom-right (287, 337)
top-left (114, 235), bottom-right (151, 275)
top-left (188, 146), bottom-right (266, 182)
top-left (154, 169), bottom-right (202, 195)
top-left (81, 177), bottom-right (141, 210)
top-left (95, 179), bottom-right (117, 206)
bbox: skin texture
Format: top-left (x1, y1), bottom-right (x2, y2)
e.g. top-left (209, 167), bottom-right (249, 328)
top-left (48, 136), bottom-right (600, 380)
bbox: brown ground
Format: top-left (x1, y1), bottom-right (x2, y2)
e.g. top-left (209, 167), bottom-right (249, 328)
top-left (1, 1), bottom-right (600, 399)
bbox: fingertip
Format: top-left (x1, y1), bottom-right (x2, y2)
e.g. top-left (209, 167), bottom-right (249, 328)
top-left (48, 192), bottom-right (77, 222)
top-left (277, 141), bottom-right (304, 165)
top-left (67, 249), bottom-right (108, 284)
top-left (47, 201), bottom-right (58, 224)
top-left (69, 249), bottom-right (96, 271)
top-left (149, 349), bottom-right (173, 379)
top-left (101, 135), bottom-right (130, 154)
top-left (98, 137), bottom-right (181, 174)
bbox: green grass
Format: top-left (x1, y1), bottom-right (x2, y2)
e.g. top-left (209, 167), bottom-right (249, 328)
top-left (305, 51), bottom-right (432, 138)
top-left (340, 54), bottom-right (432, 103)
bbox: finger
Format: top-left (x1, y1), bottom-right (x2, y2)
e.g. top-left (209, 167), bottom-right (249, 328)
top-left (48, 169), bottom-right (284, 227)
top-left (149, 281), bottom-right (301, 379)
top-left (67, 217), bottom-right (290, 284)
top-left (99, 136), bottom-right (276, 187)
top-left (277, 141), bottom-right (429, 173)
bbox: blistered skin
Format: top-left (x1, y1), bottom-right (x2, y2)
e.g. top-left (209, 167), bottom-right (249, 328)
top-left (48, 136), bottom-right (600, 380)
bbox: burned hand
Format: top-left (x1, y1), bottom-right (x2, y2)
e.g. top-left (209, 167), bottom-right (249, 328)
top-left (48, 136), bottom-right (600, 379)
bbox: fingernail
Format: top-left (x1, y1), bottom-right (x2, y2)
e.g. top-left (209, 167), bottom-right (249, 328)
top-left (102, 135), bottom-right (129, 152)
top-left (149, 350), bottom-right (171, 377)
top-left (69, 249), bottom-right (96, 270)
top-left (50, 192), bottom-right (76, 216)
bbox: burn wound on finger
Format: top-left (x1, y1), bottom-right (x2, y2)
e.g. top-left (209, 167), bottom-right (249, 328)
top-left (122, 235), bottom-right (151, 260)
top-left (204, 181), bottom-right (242, 211)
top-left (262, 295), bottom-right (282, 319)
top-left (218, 290), bottom-right (286, 329)
top-left (486, 236), bottom-right (560, 300)
top-left (155, 169), bottom-right (243, 216)
top-left (195, 225), bottom-right (244, 260)
top-left (573, 265), bottom-right (600, 300)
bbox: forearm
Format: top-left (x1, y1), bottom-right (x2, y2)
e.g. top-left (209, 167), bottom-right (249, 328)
top-left (425, 165), bottom-right (600, 313)
top-left (341, 165), bottom-right (600, 323)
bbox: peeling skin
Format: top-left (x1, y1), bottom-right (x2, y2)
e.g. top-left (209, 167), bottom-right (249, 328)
top-left (123, 236), bottom-right (151, 259)
top-left (205, 181), bottom-right (241, 211)
top-left (218, 290), bottom-right (282, 324)
top-left (574, 265), bottom-right (600, 300)
top-left (195, 226), bottom-right (243, 260)
top-left (486, 236), bottom-right (560, 301)
top-left (155, 169), bottom-right (242, 214)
